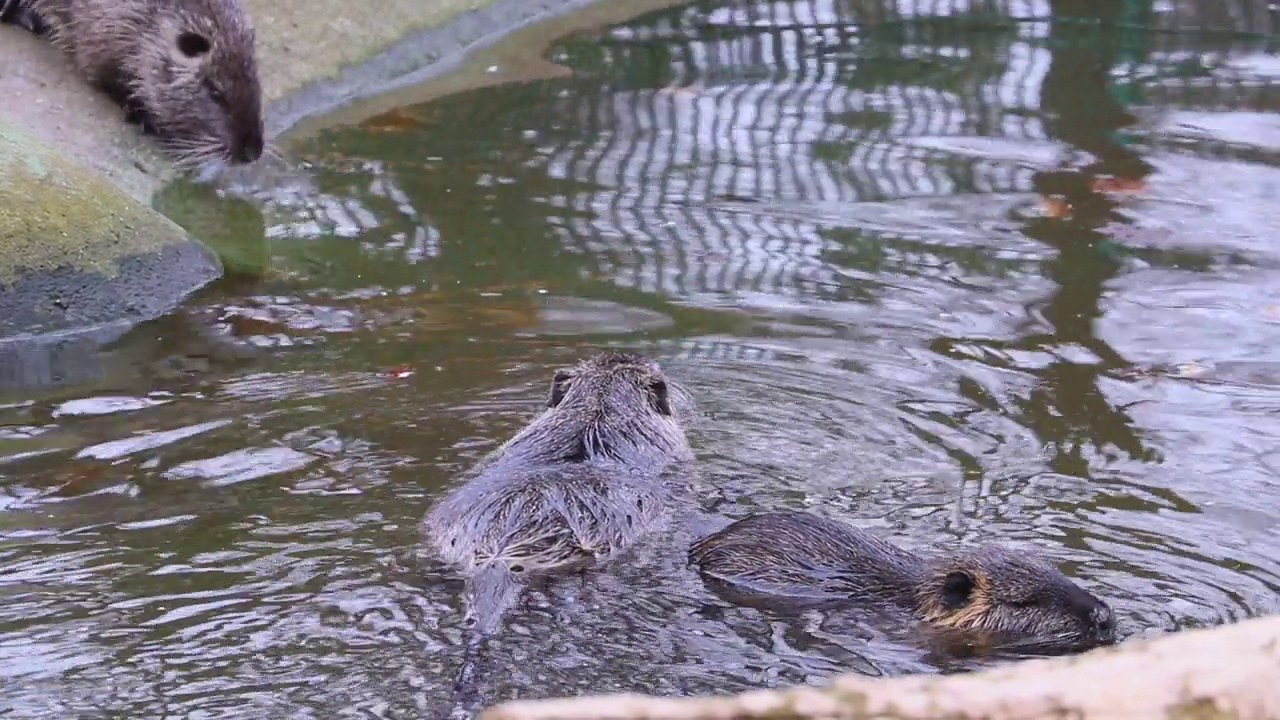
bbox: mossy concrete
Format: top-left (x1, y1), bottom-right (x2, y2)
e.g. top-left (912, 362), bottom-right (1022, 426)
top-left (0, 0), bottom-right (681, 385)
top-left (0, 117), bottom-right (220, 338)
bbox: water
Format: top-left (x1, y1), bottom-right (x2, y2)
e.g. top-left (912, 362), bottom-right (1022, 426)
top-left (4, 0), bottom-right (1280, 716)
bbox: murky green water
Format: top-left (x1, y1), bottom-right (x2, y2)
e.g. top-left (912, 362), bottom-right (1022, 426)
top-left (4, 0), bottom-right (1280, 716)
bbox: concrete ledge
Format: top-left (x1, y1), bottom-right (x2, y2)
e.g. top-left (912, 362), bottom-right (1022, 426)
top-left (0, 31), bottom-right (172, 205)
top-left (0, 0), bottom-right (681, 388)
top-left (261, 0), bottom-right (693, 140)
top-left (481, 614), bottom-right (1280, 720)
top-left (0, 118), bottom-right (220, 339)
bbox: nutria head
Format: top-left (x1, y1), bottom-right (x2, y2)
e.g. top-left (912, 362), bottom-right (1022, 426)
top-left (914, 545), bottom-right (1117, 653)
top-left (497, 351), bottom-right (694, 469)
top-left (127, 0), bottom-right (264, 166)
top-left (545, 351), bottom-right (682, 412)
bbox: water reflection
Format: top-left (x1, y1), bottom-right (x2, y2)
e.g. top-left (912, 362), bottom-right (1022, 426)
top-left (1, 0), bottom-right (1280, 716)
top-left (933, 5), bottom-right (1160, 480)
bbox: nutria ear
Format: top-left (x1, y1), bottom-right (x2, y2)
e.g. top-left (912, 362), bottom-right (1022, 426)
top-left (940, 570), bottom-right (975, 610)
top-left (650, 378), bottom-right (673, 416)
top-left (547, 370), bottom-right (573, 408)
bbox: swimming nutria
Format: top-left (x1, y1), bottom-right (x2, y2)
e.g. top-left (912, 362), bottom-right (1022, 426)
top-left (2, 0), bottom-right (265, 166)
top-left (689, 510), bottom-right (1117, 654)
top-left (420, 351), bottom-right (695, 709)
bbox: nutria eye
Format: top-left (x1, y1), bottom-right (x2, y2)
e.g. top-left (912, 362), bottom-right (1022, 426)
top-left (940, 571), bottom-right (975, 610)
top-left (177, 32), bottom-right (211, 58)
top-left (203, 80), bottom-right (228, 109)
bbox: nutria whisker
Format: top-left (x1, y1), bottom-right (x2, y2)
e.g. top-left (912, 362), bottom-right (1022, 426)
top-left (690, 510), bottom-right (1118, 656)
top-left (169, 147), bottom-right (226, 172)
top-left (420, 351), bottom-right (696, 713)
top-left (160, 137), bottom-right (233, 169)
top-left (163, 142), bottom-right (221, 159)
top-left (994, 631), bottom-right (1082, 653)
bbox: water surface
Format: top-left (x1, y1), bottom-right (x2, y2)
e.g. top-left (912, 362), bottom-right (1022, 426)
top-left (3, 0), bottom-right (1280, 716)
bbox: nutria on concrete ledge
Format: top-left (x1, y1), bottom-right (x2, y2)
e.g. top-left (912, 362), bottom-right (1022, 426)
top-left (2, 0), bottom-right (265, 166)
top-left (420, 351), bottom-right (696, 710)
top-left (690, 510), bottom-right (1117, 654)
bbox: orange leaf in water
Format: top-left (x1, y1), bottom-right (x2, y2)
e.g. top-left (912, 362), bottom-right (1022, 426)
top-left (1091, 176), bottom-right (1148, 194)
top-left (1114, 177), bottom-right (1148, 193)
top-left (381, 364), bottom-right (415, 379)
top-left (53, 461), bottom-right (106, 496)
top-left (364, 108), bottom-right (420, 133)
top-left (1041, 195), bottom-right (1071, 218)
top-left (226, 313), bottom-right (283, 337)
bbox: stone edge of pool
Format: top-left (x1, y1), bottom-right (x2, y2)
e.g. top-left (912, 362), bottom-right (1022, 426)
top-left (0, 118), bottom-right (222, 332)
top-left (0, 0), bottom-right (668, 352)
top-left (480, 612), bottom-right (1280, 719)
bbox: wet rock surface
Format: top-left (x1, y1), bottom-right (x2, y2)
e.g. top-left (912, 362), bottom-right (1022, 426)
top-left (0, 0), bottom-right (652, 367)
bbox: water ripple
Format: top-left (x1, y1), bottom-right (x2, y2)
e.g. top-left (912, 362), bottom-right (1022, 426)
top-left (2, 1), bottom-right (1279, 716)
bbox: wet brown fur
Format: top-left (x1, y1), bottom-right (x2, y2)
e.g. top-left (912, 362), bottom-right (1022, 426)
top-left (690, 510), bottom-right (1117, 654)
top-left (420, 351), bottom-right (696, 710)
top-left (7, 0), bottom-right (264, 166)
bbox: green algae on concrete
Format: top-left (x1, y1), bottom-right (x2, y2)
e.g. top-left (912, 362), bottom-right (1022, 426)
top-left (0, 118), bottom-right (220, 338)
top-left (0, 0), bottom-right (685, 391)
top-left (153, 179), bottom-right (270, 278)
top-left (0, 0), bottom-right (677, 329)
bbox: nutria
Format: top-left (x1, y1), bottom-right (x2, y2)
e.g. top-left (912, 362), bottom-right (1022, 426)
top-left (420, 351), bottom-right (695, 710)
top-left (2, 0), bottom-right (265, 166)
top-left (689, 510), bottom-right (1117, 654)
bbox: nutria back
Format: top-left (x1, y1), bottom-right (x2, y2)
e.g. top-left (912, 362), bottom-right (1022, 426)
top-left (420, 351), bottom-right (696, 709)
top-left (690, 510), bottom-right (1117, 653)
top-left (424, 351), bottom-right (695, 584)
top-left (13, 0), bottom-right (264, 166)
top-left (427, 463), bottom-right (669, 627)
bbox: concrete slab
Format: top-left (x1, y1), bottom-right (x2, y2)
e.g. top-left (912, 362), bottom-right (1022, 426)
top-left (0, 118), bottom-right (221, 337)
top-left (0, 0), bottom-right (686, 388)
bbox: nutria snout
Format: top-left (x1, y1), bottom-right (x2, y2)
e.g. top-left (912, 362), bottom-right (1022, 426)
top-left (421, 351), bottom-right (695, 707)
top-left (689, 510), bottom-right (1117, 654)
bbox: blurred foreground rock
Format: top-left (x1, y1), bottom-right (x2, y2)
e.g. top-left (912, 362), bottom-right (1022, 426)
top-left (482, 614), bottom-right (1280, 720)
